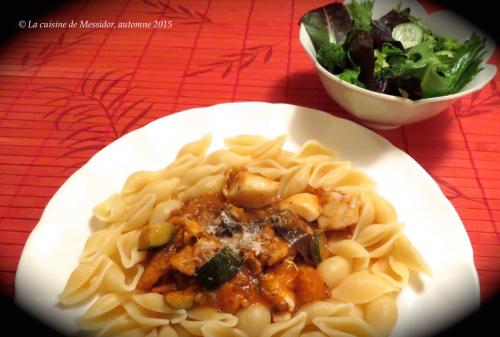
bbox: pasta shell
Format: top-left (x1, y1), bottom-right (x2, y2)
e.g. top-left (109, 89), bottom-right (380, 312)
top-left (279, 164), bottom-right (312, 199)
top-left (260, 311), bottom-right (306, 337)
top-left (313, 316), bottom-right (374, 337)
top-left (117, 230), bottom-right (146, 269)
top-left (331, 270), bottom-right (398, 304)
top-left (393, 235), bottom-right (432, 276)
top-left (224, 134), bottom-right (268, 155)
top-left (176, 134), bottom-right (212, 159)
top-left (77, 293), bottom-right (128, 330)
top-left (59, 255), bottom-right (113, 305)
top-left (364, 295), bottom-right (398, 337)
top-left (236, 303), bottom-right (271, 337)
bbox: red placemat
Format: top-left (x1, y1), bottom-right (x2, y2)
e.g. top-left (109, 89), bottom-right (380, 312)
top-left (0, 0), bottom-right (499, 304)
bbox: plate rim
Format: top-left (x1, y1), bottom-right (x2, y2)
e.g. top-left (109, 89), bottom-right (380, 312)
top-left (14, 101), bottom-right (480, 333)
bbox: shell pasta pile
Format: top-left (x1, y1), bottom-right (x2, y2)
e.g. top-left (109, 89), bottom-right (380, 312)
top-left (59, 134), bottom-right (431, 337)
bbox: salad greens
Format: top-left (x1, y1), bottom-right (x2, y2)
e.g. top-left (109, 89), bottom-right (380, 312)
top-left (301, 0), bottom-right (487, 100)
top-left (346, 0), bottom-right (373, 31)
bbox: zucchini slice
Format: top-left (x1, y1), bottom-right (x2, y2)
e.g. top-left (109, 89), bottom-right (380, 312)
top-left (392, 22), bottom-right (423, 49)
top-left (196, 246), bottom-right (242, 290)
top-left (310, 232), bottom-right (328, 266)
top-left (138, 222), bottom-right (174, 251)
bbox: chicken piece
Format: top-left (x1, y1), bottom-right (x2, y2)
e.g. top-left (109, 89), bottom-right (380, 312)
top-left (258, 224), bottom-right (290, 266)
top-left (266, 239), bottom-right (290, 266)
top-left (295, 265), bottom-right (328, 305)
top-left (318, 191), bottom-right (360, 230)
top-left (280, 193), bottom-right (321, 222)
top-left (165, 290), bottom-right (196, 309)
top-left (224, 168), bottom-right (279, 208)
top-left (170, 246), bottom-right (195, 275)
top-left (243, 250), bottom-right (262, 277)
top-left (137, 245), bottom-right (177, 290)
top-left (151, 283), bottom-right (177, 294)
top-left (170, 237), bottom-right (220, 276)
top-left (259, 260), bottom-right (298, 312)
top-left (193, 236), bottom-right (221, 265)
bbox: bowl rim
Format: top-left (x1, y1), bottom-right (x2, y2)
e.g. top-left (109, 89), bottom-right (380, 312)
top-left (299, 23), bottom-right (497, 106)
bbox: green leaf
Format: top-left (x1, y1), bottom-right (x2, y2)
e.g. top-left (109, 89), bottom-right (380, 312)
top-left (301, 11), bottom-right (332, 50)
top-left (374, 49), bottom-right (389, 74)
top-left (338, 66), bottom-right (365, 87)
top-left (381, 43), bottom-right (405, 57)
top-left (446, 33), bottom-right (486, 94)
top-left (419, 65), bottom-right (451, 97)
top-left (346, 0), bottom-right (374, 31)
top-left (435, 36), bottom-right (460, 52)
top-left (401, 33), bottom-right (486, 97)
top-left (301, 3), bottom-right (352, 50)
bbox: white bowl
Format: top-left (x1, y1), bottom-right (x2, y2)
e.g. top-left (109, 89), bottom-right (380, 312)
top-left (299, 0), bottom-right (497, 130)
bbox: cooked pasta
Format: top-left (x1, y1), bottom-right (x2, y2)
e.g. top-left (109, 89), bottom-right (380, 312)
top-left (60, 134), bottom-right (430, 337)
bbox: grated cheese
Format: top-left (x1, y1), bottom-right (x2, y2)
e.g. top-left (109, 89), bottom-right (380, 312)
top-left (220, 228), bottom-right (264, 255)
top-left (208, 210), bottom-right (268, 256)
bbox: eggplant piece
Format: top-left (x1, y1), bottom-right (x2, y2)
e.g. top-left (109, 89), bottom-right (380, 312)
top-left (300, 3), bottom-right (352, 49)
top-left (272, 225), bottom-right (308, 245)
top-left (346, 30), bottom-right (375, 86)
top-left (310, 232), bottom-right (329, 266)
top-left (269, 212), bottom-right (311, 245)
top-left (293, 234), bottom-right (314, 265)
top-left (213, 210), bottom-right (242, 237)
top-left (196, 246), bottom-right (242, 291)
top-left (138, 222), bottom-right (174, 251)
top-left (270, 213), bottom-right (313, 264)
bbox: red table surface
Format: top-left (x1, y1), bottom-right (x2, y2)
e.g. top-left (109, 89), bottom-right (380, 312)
top-left (0, 0), bottom-right (499, 303)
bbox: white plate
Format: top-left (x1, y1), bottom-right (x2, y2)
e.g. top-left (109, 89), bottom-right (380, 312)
top-left (15, 102), bottom-right (479, 337)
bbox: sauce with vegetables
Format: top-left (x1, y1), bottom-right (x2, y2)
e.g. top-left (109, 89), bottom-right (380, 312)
top-left (138, 168), bottom-right (338, 315)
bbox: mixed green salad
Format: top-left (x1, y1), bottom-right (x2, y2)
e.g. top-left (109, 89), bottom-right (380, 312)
top-left (301, 0), bottom-right (487, 99)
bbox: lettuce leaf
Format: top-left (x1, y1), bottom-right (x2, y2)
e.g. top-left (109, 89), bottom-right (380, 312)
top-left (346, 0), bottom-right (374, 31)
top-left (338, 67), bottom-right (365, 87)
top-left (301, 3), bottom-right (352, 49)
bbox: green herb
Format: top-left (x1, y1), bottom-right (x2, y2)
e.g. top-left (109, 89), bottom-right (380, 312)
top-left (445, 33), bottom-right (486, 94)
top-left (405, 39), bottom-right (437, 68)
top-left (346, 0), bottom-right (374, 31)
top-left (435, 36), bottom-right (460, 52)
